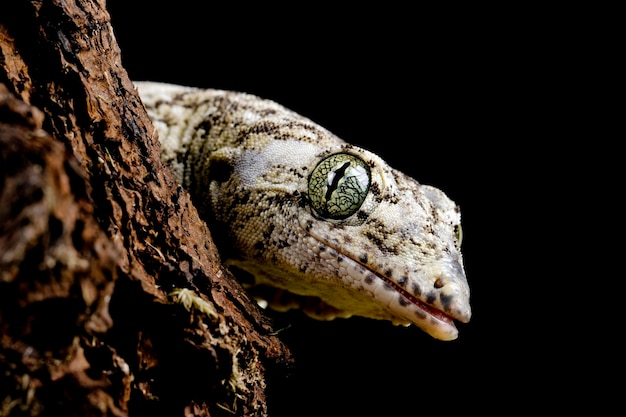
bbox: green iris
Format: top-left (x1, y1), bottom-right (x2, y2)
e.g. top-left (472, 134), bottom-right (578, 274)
top-left (308, 153), bottom-right (371, 220)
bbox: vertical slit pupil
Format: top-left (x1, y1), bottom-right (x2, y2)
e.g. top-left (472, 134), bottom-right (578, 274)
top-left (324, 161), bottom-right (350, 201)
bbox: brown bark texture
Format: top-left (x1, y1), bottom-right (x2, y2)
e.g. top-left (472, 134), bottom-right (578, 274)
top-left (0, 1), bottom-right (291, 416)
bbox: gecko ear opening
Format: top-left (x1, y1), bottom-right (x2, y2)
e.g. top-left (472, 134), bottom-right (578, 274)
top-left (207, 157), bottom-right (234, 184)
top-left (307, 153), bottom-right (371, 221)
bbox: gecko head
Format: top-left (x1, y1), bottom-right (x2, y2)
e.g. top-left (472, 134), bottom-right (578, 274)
top-left (206, 140), bottom-right (471, 340)
top-left (300, 147), bottom-right (471, 340)
top-left (194, 113), bottom-right (470, 340)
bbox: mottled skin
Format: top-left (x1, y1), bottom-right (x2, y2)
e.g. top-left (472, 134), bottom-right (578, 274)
top-left (136, 82), bottom-right (471, 340)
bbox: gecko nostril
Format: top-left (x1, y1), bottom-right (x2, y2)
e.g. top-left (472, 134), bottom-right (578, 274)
top-left (434, 277), bottom-right (445, 289)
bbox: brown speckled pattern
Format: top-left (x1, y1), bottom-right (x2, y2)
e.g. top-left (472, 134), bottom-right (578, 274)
top-left (136, 82), bottom-right (471, 340)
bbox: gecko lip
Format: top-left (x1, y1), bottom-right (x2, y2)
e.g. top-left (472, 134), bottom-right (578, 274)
top-left (377, 275), bottom-right (458, 334)
top-left (375, 272), bottom-right (462, 341)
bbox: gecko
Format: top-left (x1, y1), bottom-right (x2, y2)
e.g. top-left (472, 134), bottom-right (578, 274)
top-left (136, 82), bottom-right (471, 341)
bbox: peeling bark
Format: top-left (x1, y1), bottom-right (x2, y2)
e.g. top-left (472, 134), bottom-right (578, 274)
top-left (0, 2), bottom-right (291, 416)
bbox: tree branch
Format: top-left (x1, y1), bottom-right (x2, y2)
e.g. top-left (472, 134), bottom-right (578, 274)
top-left (0, 1), bottom-right (291, 416)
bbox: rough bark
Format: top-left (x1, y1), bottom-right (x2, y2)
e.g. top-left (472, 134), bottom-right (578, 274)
top-left (0, 1), bottom-right (291, 416)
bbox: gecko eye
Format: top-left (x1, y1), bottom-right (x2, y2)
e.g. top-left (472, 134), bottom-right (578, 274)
top-left (308, 153), bottom-right (371, 220)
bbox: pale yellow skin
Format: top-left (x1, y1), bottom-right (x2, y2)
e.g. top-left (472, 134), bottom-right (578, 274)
top-left (137, 82), bottom-right (471, 340)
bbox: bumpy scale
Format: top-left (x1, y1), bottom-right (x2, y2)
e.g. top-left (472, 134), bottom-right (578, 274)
top-left (136, 82), bottom-right (471, 341)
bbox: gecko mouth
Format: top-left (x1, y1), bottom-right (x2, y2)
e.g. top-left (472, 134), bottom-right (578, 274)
top-left (309, 236), bottom-right (463, 340)
top-left (379, 272), bottom-right (455, 326)
top-left (300, 228), bottom-right (464, 340)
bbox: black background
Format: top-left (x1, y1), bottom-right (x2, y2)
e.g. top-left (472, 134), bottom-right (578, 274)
top-left (105, 2), bottom-right (576, 415)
